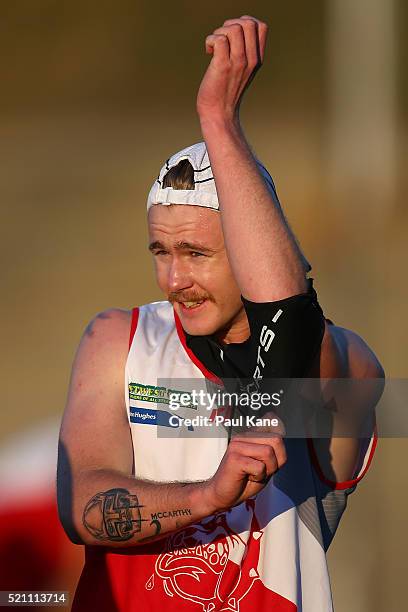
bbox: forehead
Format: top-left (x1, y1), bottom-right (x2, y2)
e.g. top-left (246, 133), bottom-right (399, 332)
top-left (148, 204), bottom-right (223, 246)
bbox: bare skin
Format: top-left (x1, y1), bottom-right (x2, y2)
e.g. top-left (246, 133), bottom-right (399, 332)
top-left (197, 16), bottom-right (309, 302)
top-left (148, 204), bottom-right (248, 342)
top-left (58, 308), bottom-right (287, 547)
top-left (58, 15), bottom-right (384, 548)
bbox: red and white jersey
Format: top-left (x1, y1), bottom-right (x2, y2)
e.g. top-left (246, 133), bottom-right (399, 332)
top-left (73, 301), bottom-right (377, 612)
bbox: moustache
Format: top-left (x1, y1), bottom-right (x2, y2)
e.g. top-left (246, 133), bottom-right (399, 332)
top-left (168, 291), bottom-right (213, 304)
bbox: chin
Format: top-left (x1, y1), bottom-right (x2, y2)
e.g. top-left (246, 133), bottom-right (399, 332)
top-left (180, 317), bottom-right (219, 337)
top-left (179, 312), bottom-right (224, 337)
top-left (174, 299), bottom-right (240, 338)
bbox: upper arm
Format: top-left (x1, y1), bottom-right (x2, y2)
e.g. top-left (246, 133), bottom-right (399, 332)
top-left (308, 323), bottom-right (384, 485)
top-left (310, 321), bottom-right (384, 379)
top-left (58, 308), bottom-right (133, 482)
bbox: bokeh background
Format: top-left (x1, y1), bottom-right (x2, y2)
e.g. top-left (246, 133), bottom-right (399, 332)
top-left (0, 1), bottom-right (407, 610)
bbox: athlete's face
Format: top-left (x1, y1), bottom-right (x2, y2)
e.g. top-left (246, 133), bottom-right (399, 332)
top-left (148, 204), bottom-right (248, 341)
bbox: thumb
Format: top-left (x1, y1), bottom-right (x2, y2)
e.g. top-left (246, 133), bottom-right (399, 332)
top-left (204, 34), bottom-right (230, 65)
top-left (205, 35), bottom-right (215, 55)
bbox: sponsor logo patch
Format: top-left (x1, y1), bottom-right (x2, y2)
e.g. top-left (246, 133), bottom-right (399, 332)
top-left (129, 383), bottom-right (168, 403)
top-left (129, 407), bottom-right (178, 427)
top-left (128, 382), bottom-right (196, 410)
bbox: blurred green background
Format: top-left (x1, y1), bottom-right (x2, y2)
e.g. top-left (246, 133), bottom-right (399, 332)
top-left (0, 1), bottom-right (407, 610)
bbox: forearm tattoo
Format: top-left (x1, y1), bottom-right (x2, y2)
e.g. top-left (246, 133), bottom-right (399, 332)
top-left (150, 508), bottom-right (192, 534)
top-left (83, 488), bottom-right (145, 542)
top-left (83, 487), bottom-right (193, 543)
top-left (138, 508), bottom-right (193, 543)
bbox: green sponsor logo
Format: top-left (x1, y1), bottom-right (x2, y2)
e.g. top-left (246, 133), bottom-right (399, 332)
top-left (128, 383), bottom-right (196, 410)
top-left (129, 383), bottom-right (167, 403)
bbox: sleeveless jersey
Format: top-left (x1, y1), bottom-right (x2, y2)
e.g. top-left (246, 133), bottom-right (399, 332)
top-left (73, 301), bottom-right (377, 612)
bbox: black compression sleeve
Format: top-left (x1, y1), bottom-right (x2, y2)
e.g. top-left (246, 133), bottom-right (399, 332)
top-left (241, 278), bottom-right (326, 380)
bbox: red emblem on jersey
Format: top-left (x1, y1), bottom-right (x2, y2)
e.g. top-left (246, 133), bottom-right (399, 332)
top-left (145, 500), bottom-right (263, 611)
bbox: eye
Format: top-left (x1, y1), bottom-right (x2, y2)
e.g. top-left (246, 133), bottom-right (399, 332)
top-left (190, 251), bottom-right (205, 258)
top-left (153, 250), bottom-right (168, 256)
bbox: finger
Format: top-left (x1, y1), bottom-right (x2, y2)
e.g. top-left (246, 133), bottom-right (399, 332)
top-left (232, 436), bottom-right (287, 469)
top-left (247, 473), bottom-right (271, 484)
top-left (229, 440), bottom-right (279, 476)
top-left (269, 437), bottom-right (287, 468)
top-left (205, 34), bottom-right (230, 65)
top-left (249, 411), bottom-right (286, 437)
top-left (239, 456), bottom-right (267, 483)
top-left (205, 35), bottom-right (214, 55)
top-left (213, 25), bottom-right (246, 65)
top-left (223, 17), bottom-right (259, 67)
top-left (240, 15), bottom-right (268, 62)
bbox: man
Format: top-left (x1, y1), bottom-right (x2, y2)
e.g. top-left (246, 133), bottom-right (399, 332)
top-left (58, 16), bottom-right (383, 611)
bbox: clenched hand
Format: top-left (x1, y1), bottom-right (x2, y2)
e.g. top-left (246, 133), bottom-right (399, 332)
top-left (197, 15), bottom-right (268, 123)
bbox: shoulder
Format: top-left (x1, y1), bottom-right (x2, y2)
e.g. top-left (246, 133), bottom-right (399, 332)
top-left (65, 309), bottom-right (133, 423)
top-left (75, 308), bottom-right (133, 369)
top-left (323, 322), bottom-right (384, 379)
top-left (84, 308), bottom-right (132, 340)
top-left (80, 302), bottom-right (172, 350)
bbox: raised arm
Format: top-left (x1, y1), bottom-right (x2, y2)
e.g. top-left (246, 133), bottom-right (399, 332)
top-left (196, 16), bottom-right (384, 487)
top-left (57, 309), bottom-right (286, 547)
top-left (197, 15), bottom-right (307, 302)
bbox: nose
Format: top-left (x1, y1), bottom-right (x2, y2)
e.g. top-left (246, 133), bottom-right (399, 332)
top-left (167, 256), bottom-right (194, 294)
